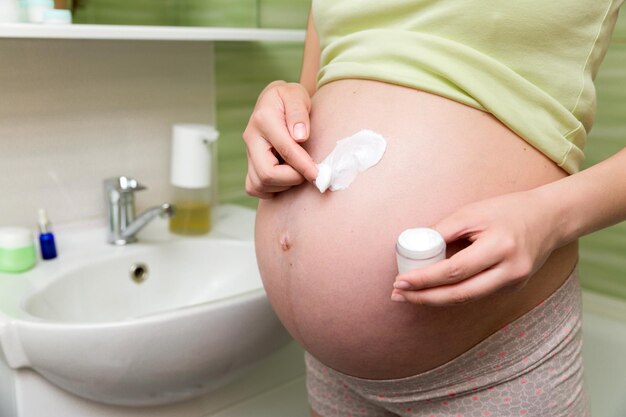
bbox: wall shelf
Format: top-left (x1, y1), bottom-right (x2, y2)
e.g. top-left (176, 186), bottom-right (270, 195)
top-left (0, 23), bottom-right (305, 42)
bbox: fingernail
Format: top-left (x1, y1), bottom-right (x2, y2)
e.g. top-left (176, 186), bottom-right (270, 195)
top-left (393, 280), bottom-right (411, 290)
top-left (391, 293), bottom-right (407, 303)
top-left (293, 123), bottom-right (306, 140)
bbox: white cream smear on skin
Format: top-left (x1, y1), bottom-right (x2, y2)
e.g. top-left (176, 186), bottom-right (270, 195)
top-left (314, 129), bottom-right (387, 193)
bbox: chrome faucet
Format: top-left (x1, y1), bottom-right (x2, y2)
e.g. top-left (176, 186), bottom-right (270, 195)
top-left (104, 176), bottom-right (175, 245)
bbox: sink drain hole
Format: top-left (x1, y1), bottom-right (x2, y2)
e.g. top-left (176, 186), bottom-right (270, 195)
top-left (129, 262), bottom-right (149, 284)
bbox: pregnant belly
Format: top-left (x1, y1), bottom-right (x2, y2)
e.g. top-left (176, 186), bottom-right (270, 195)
top-left (255, 79), bottom-right (578, 379)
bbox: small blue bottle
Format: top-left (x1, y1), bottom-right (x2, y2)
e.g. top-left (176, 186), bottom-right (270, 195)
top-left (38, 209), bottom-right (57, 260)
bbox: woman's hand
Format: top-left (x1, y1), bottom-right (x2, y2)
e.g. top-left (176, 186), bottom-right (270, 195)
top-left (242, 80), bottom-right (318, 199)
top-left (391, 190), bottom-right (564, 306)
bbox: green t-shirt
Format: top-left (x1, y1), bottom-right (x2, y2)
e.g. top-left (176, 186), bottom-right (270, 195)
top-left (313, 0), bottom-right (623, 174)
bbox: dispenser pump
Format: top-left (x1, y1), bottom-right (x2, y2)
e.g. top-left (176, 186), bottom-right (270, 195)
top-left (170, 124), bottom-right (218, 189)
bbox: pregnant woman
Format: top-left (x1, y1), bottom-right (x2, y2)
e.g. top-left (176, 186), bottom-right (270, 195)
top-left (244, 1), bottom-right (625, 416)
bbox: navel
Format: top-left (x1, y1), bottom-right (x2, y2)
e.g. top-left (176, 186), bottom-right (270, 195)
top-left (279, 233), bottom-right (291, 252)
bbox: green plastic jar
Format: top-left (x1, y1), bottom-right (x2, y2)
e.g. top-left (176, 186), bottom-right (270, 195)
top-left (0, 227), bottom-right (37, 273)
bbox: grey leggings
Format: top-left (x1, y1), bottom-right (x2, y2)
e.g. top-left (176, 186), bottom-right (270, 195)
top-left (306, 268), bottom-right (589, 417)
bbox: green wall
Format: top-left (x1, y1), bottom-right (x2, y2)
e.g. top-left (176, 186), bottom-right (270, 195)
top-left (215, 41), bottom-right (304, 208)
top-left (72, 0), bottom-right (308, 27)
top-left (73, 0), bottom-right (257, 27)
top-left (74, 2), bottom-right (625, 299)
top-left (212, 0), bottom-right (308, 208)
top-left (578, 19), bottom-right (626, 299)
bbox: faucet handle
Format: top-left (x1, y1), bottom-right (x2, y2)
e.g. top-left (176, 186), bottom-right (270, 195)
top-left (104, 176), bottom-right (147, 193)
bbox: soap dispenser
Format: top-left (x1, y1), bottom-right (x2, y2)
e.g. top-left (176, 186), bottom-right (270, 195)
top-left (168, 124), bottom-right (219, 236)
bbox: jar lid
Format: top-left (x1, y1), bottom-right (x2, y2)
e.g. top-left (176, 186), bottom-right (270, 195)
top-left (396, 227), bottom-right (445, 260)
top-left (0, 227), bottom-right (34, 249)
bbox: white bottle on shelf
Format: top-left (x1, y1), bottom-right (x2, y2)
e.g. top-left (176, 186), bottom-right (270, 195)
top-left (0, 0), bottom-right (21, 22)
top-left (20, 0), bottom-right (54, 23)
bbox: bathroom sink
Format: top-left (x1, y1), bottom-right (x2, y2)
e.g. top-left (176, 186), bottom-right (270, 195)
top-left (24, 239), bottom-right (261, 323)
top-left (0, 205), bottom-right (291, 406)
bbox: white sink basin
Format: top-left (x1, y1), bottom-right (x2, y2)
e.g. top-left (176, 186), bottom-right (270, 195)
top-left (0, 205), bottom-right (291, 406)
top-left (24, 239), bottom-right (261, 323)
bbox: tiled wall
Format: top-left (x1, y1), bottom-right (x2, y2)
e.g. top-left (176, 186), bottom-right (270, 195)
top-left (73, 0), bottom-right (257, 27)
top-left (214, 41), bottom-right (304, 208)
top-left (72, 0), bottom-right (310, 28)
top-left (258, 0), bottom-right (310, 29)
top-left (213, 0), bottom-right (308, 207)
top-left (0, 39), bottom-right (215, 226)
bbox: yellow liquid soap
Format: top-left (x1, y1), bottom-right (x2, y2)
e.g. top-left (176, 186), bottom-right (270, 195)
top-left (169, 201), bottom-right (212, 235)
